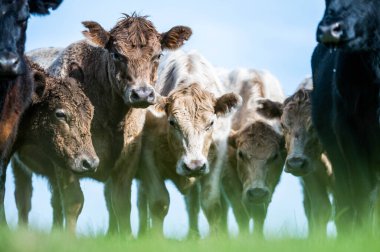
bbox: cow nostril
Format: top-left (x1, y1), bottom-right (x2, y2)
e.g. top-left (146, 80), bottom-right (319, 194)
top-left (81, 159), bottom-right (92, 170)
top-left (199, 164), bottom-right (206, 172)
top-left (131, 90), bottom-right (140, 100)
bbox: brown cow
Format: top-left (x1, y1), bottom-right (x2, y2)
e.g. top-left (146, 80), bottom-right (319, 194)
top-left (137, 83), bottom-right (241, 236)
top-left (0, 0), bottom-right (62, 224)
top-left (11, 61), bottom-right (98, 225)
top-left (220, 68), bottom-right (286, 236)
top-left (25, 13), bottom-right (192, 234)
top-left (280, 79), bottom-right (333, 236)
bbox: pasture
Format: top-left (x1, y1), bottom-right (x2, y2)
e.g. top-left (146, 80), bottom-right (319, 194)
top-left (1, 0), bottom-right (380, 251)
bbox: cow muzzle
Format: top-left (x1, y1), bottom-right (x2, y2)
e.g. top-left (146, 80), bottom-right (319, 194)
top-left (244, 187), bottom-right (270, 205)
top-left (128, 86), bottom-right (156, 108)
top-left (317, 21), bottom-right (344, 44)
top-left (72, 154), bottom-right (99, 173)
top-left (285, 155), bottom-right (310, 176)
top-left (0, 51), bottom-right (24, 77)
top-left (177, 156), bottom-right (209, 177)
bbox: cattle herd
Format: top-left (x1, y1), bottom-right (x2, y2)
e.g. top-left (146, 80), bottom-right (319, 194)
top-left (0, 0), bottom-right (379, 239)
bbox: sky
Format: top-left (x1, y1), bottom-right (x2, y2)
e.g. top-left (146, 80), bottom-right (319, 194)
top-left (4, 0), bottom-right (331, 238)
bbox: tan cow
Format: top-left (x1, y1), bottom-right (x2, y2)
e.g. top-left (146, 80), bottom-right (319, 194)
top-left (220, 68), bottom-right (286, 236)
top-left (137, 50), bottom-right (241, 237)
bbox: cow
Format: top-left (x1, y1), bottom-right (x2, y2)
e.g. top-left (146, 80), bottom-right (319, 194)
top-left (0, 0), bottom-right (62, 225)
top-left (11, 61), bottom-right (98, 225)
top-left (136, 50), bottom-right (241, 237)
top-left (25, 14), bottom-right (192, 234)
top-left (276, 78), bottom-right (334, 236)
top-left (137, 84), bottom-right (240, 237)
top-left (220, 68), bottom-right (286, 236)
top-left (311, 0), bottom-right (380, 235)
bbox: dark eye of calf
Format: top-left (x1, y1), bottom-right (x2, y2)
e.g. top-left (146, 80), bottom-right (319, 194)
top-left (267, 153), bottom-right (278, 163)
top-left (55, 109), bottom-right (67, 121)
top-left (205, 121), bottom-right (214, 131)
top-left (238, 150), bottom-right (244, 160)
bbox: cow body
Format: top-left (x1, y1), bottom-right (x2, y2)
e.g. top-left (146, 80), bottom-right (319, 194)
top-left (25, 14), bottom-right (192, 234)
top-left (137, 50), bottom-right (241, 237)
top-left (220, 68), bottom-right (286, 236)
top-left (11, 62), bottom-right (98, 225)
top-left (0, 0), bottom-right (62, 224)
top-left (311, 0), bottom-right (380, 234)
top-left (281, 80), bottom-right (333, 236)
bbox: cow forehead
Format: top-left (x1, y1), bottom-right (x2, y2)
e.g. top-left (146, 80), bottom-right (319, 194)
top-left (169, 96), bottom-right (215, 121)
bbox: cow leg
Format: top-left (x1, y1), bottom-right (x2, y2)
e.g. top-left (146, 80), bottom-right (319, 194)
top-left (55, 168), bottom-right (83, 234)
top-left (104, 181), bottom-right (118, 235)
top-left (12, 158), bottom-right (32, 226)
top-left (185, 183), bottom-right (200, 239)
top-left (0, 159), bottom-right (8, 225)
top-left (251, 204), bottom-right (267, 238)
top-left (200, 144), bottom-right (226, 235)
top-left (137, 180), bottom-right (149, 237)
top-left (302, 170), bottom-right (332, 237)
top-left (48, 176), bottom-right (63, 229)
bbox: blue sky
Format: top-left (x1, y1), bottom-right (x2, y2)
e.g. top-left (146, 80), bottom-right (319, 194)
top-left (5, 0), bottom-right (330, 238)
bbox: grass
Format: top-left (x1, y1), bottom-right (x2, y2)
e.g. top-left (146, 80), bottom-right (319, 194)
top-left (1, 228), bottom-right (380, 252)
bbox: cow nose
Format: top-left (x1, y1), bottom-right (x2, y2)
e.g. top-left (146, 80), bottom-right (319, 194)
top-left (129, 86), bottom-right (156, 107)
top-left (246, 188), bottom-right (269, 204)
top-left (0, 51), bottom-right (23, 76)
top-left (183, 159), bottom-right (207, 176)
top-left (317, 21), bottom-right (344, 44)
top-left (285, 156), bottom-right (308, 176)
top-left (80, 156), bottom-right (99, 172)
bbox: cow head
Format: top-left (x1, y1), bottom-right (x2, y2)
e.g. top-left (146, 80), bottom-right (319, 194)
top-left (157, 83), bottom-right (240, 177)
top-left (28, 63), bottom-right (98, 173)
top-left (317, 0), bottom-right (380, 51)
top-left (0, 0), bottom-right (62, 78)
top-left (229, 102), bottom-right (285, 205)
top-left (82, 14), bottom-right (192, 108)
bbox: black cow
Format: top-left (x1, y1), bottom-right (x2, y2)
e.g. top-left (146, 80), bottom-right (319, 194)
top-left (0, 0), bottom-right (62, 224)
top-left (311, 0), bottom-right (380, 235)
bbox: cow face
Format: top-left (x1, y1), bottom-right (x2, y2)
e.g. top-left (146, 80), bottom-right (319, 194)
top-left (281, 89), bottom-right (323, 176)
top-left (82, 14), bottom-right (192, 108)
top-left (317, 0), bottom-right (380, 51)
top-left (0, 0), bottom-right (62, 78)
top-left (157, 83), bottom-right (240, 177)
top-left (229, 121), bottom-right (285, 205)
top-left (29, 64), bottom-right (98, 173)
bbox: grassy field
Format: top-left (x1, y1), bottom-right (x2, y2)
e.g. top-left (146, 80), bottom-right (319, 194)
top-left (1, 228), bottom-right (379, 252)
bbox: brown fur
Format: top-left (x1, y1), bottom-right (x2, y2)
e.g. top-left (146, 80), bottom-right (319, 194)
top-left (26, 14), bottom-right (192, 234)
top-left (11, 61), bottom-right (98, 227)
top-left (281, 85), bottom-right (334, 236)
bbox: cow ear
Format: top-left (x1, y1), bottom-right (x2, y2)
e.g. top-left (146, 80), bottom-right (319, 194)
top-left (31, 68), bottom-right (47, 101)
top-left (161, 26), bottom-right (192, 50)
top-left (28, 0), bottom-right (63, 15)
top-left (82, 21), bottom-right (110, 48)
top-left (215, 93), bottom-right (242, 116)
top-left (228, 130), bottom-right (237, 149)
top-left (256, 99), bottom-right (283, 119)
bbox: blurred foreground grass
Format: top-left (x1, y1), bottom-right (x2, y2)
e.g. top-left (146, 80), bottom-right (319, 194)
top-left (1, 228), bottom-right (379, 252)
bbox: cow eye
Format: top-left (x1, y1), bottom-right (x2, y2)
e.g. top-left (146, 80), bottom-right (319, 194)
top-left (238, 150), bottom-right (244, 159)
top-left (112, 52), bottom-right (122, 61)
top-left (205, 121), bottom-right (214, 131)
top-left (157, 53), bottom-right (163, 59)
top-left (55, 109), bottom-right (67, 121)
top-left (169, 119), bottom-right (179, 129)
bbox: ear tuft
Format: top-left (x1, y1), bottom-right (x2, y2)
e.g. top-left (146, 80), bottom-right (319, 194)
top-left (68, 62), bottom-right (84, 83)
top-left (215, 93), bottom-right (242, 116)
top-left (256, 99), bottom-right (283, 119)
top-left (82, 21), bottom-right (110, 48)
top-left (32, 68), bottom-right (47, 100)
top-left (161, 26), bottom-right (192, 50)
